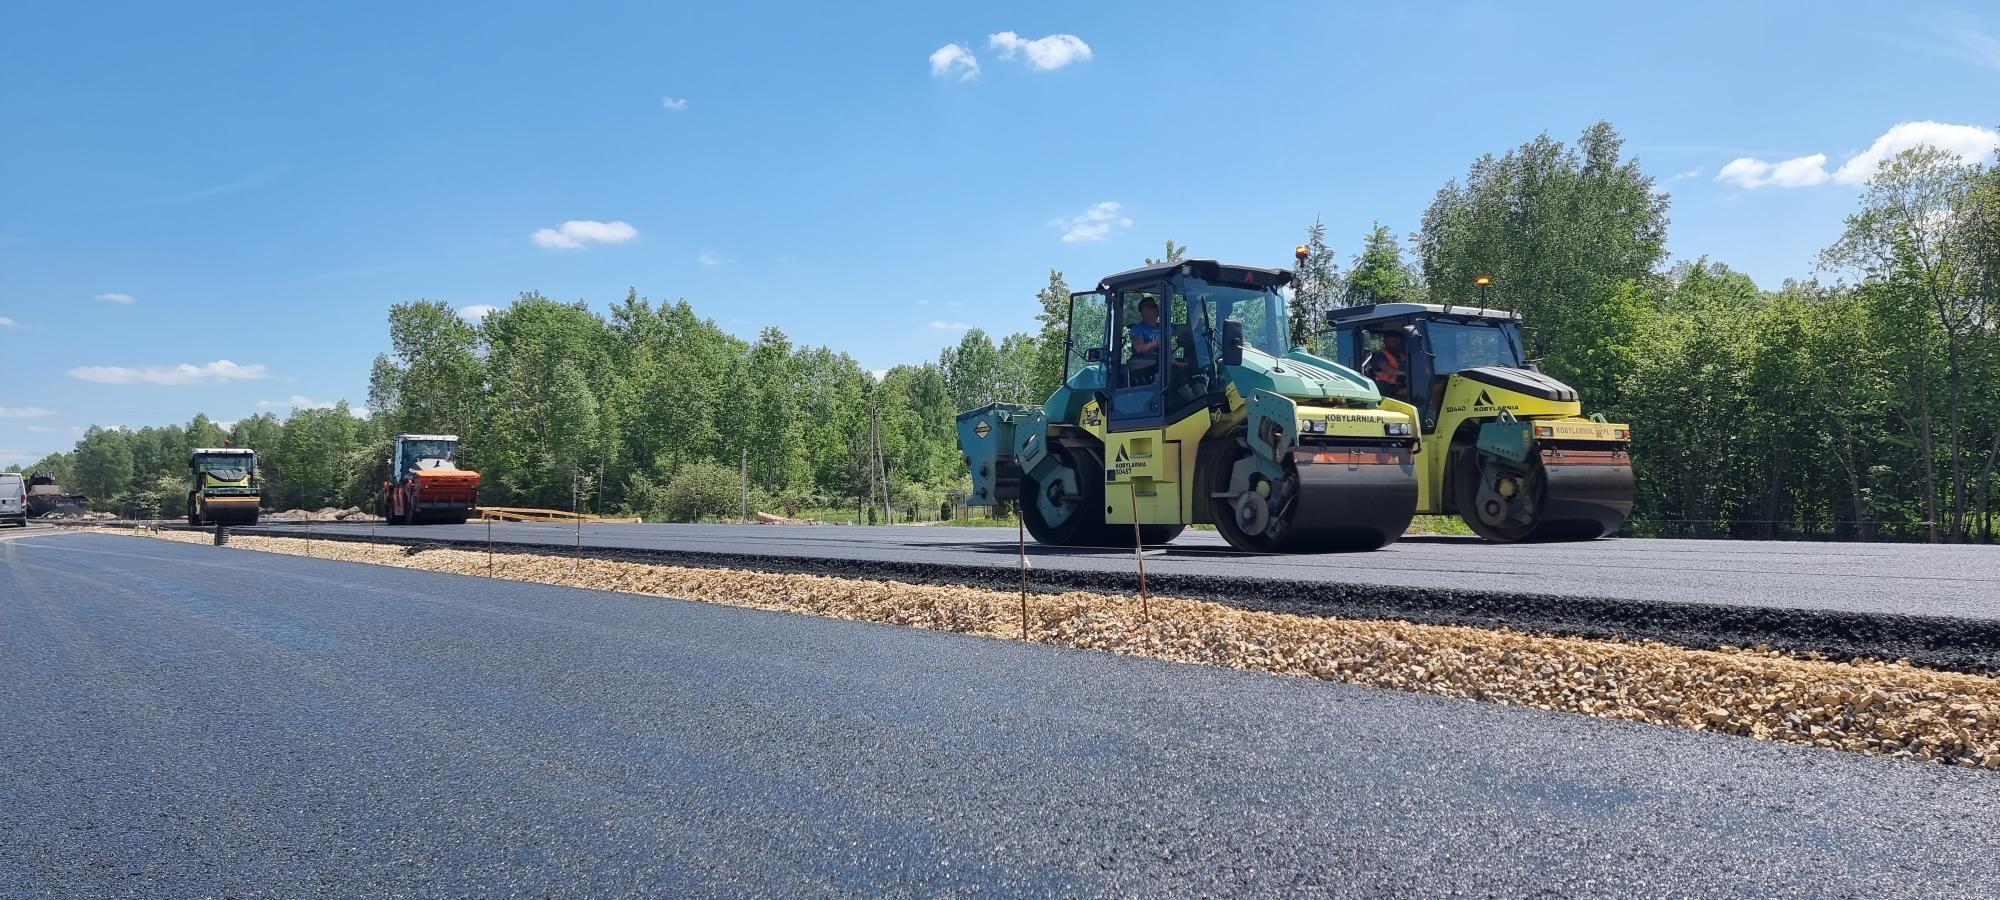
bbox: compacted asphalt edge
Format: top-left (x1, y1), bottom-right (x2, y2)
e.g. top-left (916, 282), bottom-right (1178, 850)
top-left (215, 522), bottom-right (2000, 673)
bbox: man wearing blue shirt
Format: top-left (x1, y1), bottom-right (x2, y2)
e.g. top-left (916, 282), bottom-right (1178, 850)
top-left (1126, 297), bottom-right (1163, 385)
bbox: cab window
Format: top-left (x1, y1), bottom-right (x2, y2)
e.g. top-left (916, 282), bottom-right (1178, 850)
top-left (1426, 321), bottom-right (1523, 374)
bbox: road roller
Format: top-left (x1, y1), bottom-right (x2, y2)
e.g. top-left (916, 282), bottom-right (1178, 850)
top-left (1322, 298), bottom-right (1634, 541)
top-left (187, 447), bottom-right (262, 526)
top-left (958, 254), bottom-right (1420, 552)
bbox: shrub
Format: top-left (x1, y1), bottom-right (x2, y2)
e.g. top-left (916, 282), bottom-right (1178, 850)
top-left (661, 461), bottom-right (744, 522)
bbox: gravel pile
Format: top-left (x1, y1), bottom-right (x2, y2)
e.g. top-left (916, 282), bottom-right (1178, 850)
top-left (123, 528), bottom-right (2000, 767)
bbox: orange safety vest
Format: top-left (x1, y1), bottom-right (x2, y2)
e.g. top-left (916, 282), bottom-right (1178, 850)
top-left (1371, 347), bottom-right (1404, 385)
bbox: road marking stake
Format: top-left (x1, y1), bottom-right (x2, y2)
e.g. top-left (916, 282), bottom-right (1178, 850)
top-left (1017, 515), bottom-right (1030, 640)
top-left (1129, 490), bottom-right (1150, 624)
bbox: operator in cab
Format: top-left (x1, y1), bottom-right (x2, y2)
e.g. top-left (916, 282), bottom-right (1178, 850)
top-left (1126, 297), bottom-right (1163, 385)
top-left (1363, 330), bottom-right (1409, 400)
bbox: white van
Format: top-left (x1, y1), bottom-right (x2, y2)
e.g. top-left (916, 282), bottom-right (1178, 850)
top-left (0, 472), bottom-right (25, 527)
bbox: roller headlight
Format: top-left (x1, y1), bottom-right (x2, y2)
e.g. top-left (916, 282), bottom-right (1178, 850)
top-left (1385, 422), bottom-right (1412, 436)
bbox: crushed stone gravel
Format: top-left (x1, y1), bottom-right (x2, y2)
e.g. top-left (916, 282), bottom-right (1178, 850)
top-left (116, 527), bottom-right (2000, 768)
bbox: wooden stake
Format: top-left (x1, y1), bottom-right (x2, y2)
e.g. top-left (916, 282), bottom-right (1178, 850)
top-left (1130, 486), bottom-right (1149, 621)
top-left (1017, 515), bottom-right (1030, 640)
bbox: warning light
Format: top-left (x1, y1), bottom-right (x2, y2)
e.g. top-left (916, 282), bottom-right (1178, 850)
top-left (1295, 244), bottom-right (1310, 261)
top-left (1475, 275), bottom-right (1493, 287)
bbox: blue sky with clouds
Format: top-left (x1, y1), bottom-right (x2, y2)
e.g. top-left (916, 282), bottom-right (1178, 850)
top-left (4, 1), bottom-right (1998, 466)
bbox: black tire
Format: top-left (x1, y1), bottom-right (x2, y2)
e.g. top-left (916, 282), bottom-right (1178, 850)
top-left (1137, 524), bottom-right (1185, 545)
top-left (1021, 444), bottom-right (1112, 547)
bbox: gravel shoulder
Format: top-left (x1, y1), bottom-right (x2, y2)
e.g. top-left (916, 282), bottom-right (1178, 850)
top-left (239, 521), bottom-right (2000, 672)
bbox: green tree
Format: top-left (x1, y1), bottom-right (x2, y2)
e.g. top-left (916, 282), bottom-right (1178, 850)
top-left (1821, 146), bottom-right (1993, 541)
top-left (1345, 221), bottom-right (1420, 306)
top-left (273, 403), bottom-right (364, 510)
top-left (940, 328), bottom-right (1002, 411)
top-left (1416, 121), bottom-right (1668, 410)
top-left (70, 427), bottom-right (134, 503)
top-left (480, 295), bottom-right (616, 507)
top-left (1028, 269), bottom-right (1072, 401)
top-left (1289, 217), bottom-right (1342, 349)
top-left (368, 299), bottom-right (485, 457)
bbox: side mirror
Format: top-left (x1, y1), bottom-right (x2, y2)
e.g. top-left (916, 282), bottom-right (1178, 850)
top-left (1404, 323), bottom-right (1434, 358)
top-left (1222, 318), bottom-right (1245, 367)
top-left (1083, 347), bottom-right (1105, 363)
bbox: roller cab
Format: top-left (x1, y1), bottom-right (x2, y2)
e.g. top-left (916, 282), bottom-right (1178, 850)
top-left (1324, 302), bottom-right (1634, 542)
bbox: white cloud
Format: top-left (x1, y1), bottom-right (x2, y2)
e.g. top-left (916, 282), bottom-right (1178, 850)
top-left (1055, 201), bottom-right (1133, 243)
top-left (928, 320), bottom-right (973, 331)
top-left (869, 368), bottom-right (889, 381)
top-left (930, 43), bottom-right (979, 81)
top-left (988, 31), bottom-right (1092, 71)
top-left (96, 292), bottom-right (135, 304)
top-left (257, 394), bottom-right (335, 410)
top-left (1716, 154), bottom-right (1830, 189)
top-left (67, 359), bottom-right (270, 386)
top-left (531, 219), bottom-right (639, 250)
top-left (25, 425), bottom-right (56, 433)
top-left (0, 316), bottom-right (17, 328)
top-left (0, 406), bottom-right (56, 418)
top-left (698, 250), bottom-right (724, 266)
top-left (0, 449), bottom-right (33, 467)
top-left (660, 96), bottom-right (688, 111)
top-left (1832, 121), bottom-right (2000, 185)
top-left (1669, 166), bottom-right (1705, 182)
top-left (457, 303), bottom-right (498, 322)
top-left (1714, 122), bottom-right (2000, 191)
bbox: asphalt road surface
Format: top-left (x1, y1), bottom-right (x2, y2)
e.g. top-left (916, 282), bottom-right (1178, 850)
top-left (258, 521), bottom-right (2000, 622)
top-left (4, 532), bottom-right (1996, 897)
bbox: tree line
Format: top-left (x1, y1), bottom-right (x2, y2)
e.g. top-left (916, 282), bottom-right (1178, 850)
top-left (19, 122), bottom-right (2000, 540)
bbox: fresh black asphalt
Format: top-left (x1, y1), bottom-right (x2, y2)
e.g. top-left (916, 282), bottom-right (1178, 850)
top-left (249, 521), bottom-right (2000, 671)
top-left (3, 532), bottom-right (1997, 897)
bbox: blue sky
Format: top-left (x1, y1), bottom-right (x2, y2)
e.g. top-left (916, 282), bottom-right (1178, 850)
top-left (4, 1), bottom-right (1998, 466)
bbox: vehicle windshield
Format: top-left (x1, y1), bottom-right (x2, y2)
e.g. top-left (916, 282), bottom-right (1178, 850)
top-left (403, 440), bottom-right (458, 463)
top-left (194, 455), bottom-right (254, 474)
top-left (1427, 320), bottom-right (1526, 373)
top-left (1190, 279), bottom-right (1290, 358)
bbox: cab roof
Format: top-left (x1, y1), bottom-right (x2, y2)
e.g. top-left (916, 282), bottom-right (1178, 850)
top-left (1096, 259), bottom-right (1294, 293)
top-left (1325, 302), bottom-right (1521, 326)
top-left (190, 447), bottom-right (255, 455)
top-left (395, 434), bottom-right (460, 442)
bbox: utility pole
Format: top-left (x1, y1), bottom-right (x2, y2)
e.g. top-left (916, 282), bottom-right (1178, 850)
top-left (740, 448), bottom-right (749, 524)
